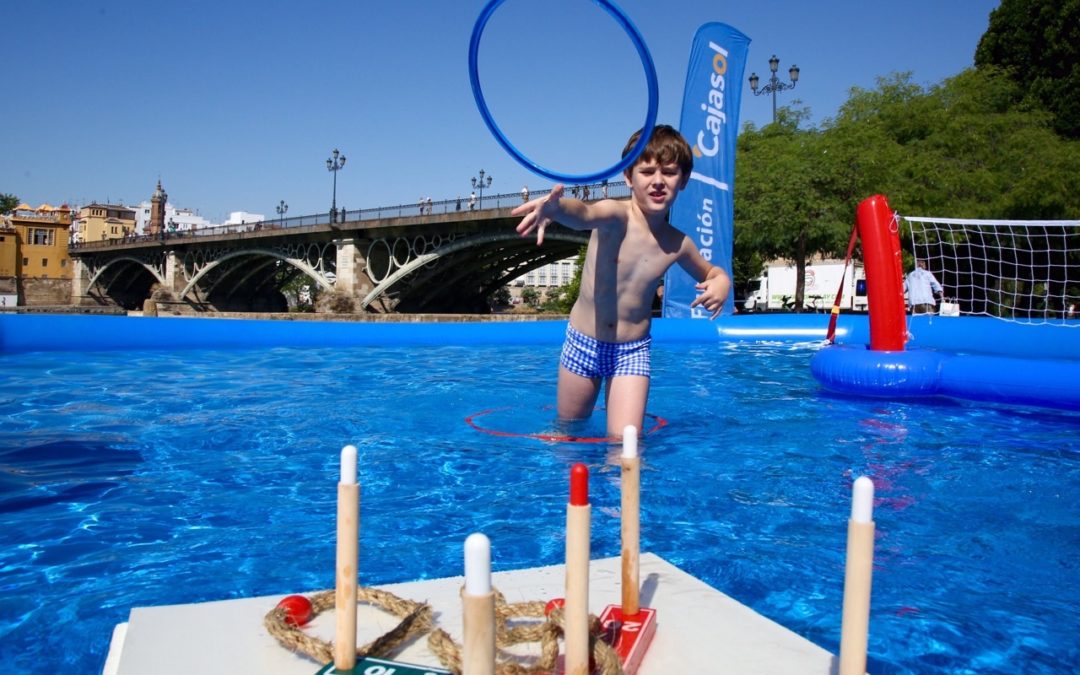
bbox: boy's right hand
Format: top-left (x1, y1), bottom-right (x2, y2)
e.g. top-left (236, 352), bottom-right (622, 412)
top-left (512, 184), bottom-right (563, 246)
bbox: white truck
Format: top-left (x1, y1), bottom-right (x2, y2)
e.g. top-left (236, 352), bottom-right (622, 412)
top-left (743, 261), bottom-right (868, 312)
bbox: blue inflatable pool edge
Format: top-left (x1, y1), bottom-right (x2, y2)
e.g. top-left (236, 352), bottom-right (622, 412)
top-left (812, 344), bottom-right (1080, 412)
top-left (0, 312), bottom-right (867, 354)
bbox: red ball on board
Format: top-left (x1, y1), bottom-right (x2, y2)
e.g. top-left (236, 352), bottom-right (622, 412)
top-left (276, 594), bottom-right (313, 627)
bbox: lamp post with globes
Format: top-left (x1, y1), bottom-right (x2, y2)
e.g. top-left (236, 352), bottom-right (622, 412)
top-left (326, 149), bottom-right (346, 222)
top-left (471, 170), bottom-right (493, 209)
top-left (276, 200), bottom-right (288, 227)
top-left (748, 55), bottom-right (800, 124)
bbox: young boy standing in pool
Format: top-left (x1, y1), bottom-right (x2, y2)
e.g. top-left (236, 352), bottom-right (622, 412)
top-left (512, 124), bottom-right (730, 438)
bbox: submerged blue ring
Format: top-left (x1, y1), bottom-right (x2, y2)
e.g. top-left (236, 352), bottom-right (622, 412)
top-left (468, 0), bottom-right (659, 183)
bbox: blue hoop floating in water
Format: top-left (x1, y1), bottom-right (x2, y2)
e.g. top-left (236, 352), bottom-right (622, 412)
top-left (468, 0), bottom-right (659, 183)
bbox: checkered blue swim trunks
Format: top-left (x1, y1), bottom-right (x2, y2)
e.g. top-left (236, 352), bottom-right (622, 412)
top-left (559, 324), bottom-right (651, 379)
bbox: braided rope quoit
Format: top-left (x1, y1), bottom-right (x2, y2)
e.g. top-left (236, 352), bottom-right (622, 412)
top-left (426, 591), bottom-right (623, 675)
top-left (264, 587), bottom-right (434, 665)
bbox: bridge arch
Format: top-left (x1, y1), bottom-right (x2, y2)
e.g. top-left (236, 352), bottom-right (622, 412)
top-left (180, 247), bottom-right (335, 301)
top-left (361, 231), bottom-right (586, 310)
top-left (87, 255), bottom-right (166, 292)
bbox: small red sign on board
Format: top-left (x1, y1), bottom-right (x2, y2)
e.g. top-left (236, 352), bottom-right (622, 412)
top-left (539, 603), bottom-right (657, 674)
top-left (598, 605), bottom-right (657, 675)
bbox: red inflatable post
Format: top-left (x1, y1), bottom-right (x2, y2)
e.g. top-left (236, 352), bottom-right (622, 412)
top-left (856, 195), bottom-right (907, 351)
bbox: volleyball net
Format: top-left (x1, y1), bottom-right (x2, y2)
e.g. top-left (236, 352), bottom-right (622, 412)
top-left (901, 216), bottom-right (1080, 326)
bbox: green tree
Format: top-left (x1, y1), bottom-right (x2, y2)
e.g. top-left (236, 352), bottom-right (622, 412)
top-left (735, 106), bottom-right (873, 310)
top-left (521, 287), bottom-right (540, 308)
top-left (829, 69), bottom-right (1079, 220)
top-left (975, 0), bottom-right (1080, 138)
top-left (923, 68), bottom-right (1079, 220)
top-left (0, 193), bottom-right (18, 214)
top-left (539, 246), bottom-right (586, 314)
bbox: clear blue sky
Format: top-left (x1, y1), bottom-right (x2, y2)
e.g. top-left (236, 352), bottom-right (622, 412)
top-left (3, 0), bottom-right (999, 224)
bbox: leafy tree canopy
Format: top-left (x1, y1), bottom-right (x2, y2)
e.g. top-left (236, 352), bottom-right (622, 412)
top-left (0, 193), bottom-right (18, 214)
top-left (832, 69), bottom-right (1079, 220)
top-left (731, 67), bottom-right (1079, 302)
top-left (975, 0), bottom-right (1080, 138)
top-left (734, 101), bottom-right (902, 306)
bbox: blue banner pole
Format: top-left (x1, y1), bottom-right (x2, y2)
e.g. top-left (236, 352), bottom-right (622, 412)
top-left (663, 23), bottom-right (751, 318)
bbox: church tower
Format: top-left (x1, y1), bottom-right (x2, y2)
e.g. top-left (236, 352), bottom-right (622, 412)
top-left (148, 180), bottom-right (167, 236)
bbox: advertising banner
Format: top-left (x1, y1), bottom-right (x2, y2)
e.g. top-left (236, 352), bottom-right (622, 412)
top-left (663, 23), bottom-right (750, 318)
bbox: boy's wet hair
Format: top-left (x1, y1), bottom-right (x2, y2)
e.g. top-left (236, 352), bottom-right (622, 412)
top-left (621, 124), bottom-right (693, 176)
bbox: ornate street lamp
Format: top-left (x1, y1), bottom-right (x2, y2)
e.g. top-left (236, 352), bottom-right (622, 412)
top-left (749, 55), bottom-right (800, 124)
top-left (471, 169), bottom-right (493, 209)
top-left (326, 149), bottom-right (346, 221)
top-left (276, 200), bottom-right (288, 227)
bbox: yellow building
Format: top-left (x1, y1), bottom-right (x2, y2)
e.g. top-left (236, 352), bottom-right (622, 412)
top-left (0, 204), bottom-right (74, 305)
top-left (0, 218), bottom-right (17, 273)
top-left (0, 217), bottom-right (17, 306)
top-left (74, 202), bottom-right (136, 243)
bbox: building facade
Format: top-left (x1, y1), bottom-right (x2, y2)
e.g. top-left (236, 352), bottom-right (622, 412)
top-left (74, 202), bottom-right (137, 243)
top-left (222, 211), bottom-right (266, 230)
top-left (515, 256), bottom-right (579, 288)
top-left (133, 202), bottom-right (211, 235)
top-left (122, 181), bottom-right (211, 235)
top-left (0, 216), bottom-right (17, 306)
top-left (0, 203), bottom-right (74, 305)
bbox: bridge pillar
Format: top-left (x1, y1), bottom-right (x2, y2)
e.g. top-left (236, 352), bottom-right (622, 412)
top-left (146, 250), bottom-right (191, 313)
top-left (333, 237), bottom-right (372, 298)
top-left (164, 250), bottom-right (185, 293)
top-left (71, 258), bottom-right (93, 305)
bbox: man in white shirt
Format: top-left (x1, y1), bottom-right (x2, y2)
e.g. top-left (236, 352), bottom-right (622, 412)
top-left (905, 260), bottom-right (943, 314)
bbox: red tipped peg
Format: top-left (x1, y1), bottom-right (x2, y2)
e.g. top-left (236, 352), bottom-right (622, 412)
top-left (569, 463), bottom-right (589, 506)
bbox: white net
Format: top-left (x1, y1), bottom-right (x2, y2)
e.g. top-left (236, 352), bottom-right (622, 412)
top-left (901, 216), bottom-right (1080, 325)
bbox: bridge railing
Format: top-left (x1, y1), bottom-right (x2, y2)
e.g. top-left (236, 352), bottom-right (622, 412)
top-left (357, 181), bottom-right (632, 220)
top-left (68, 181), bottom-right (632, 251)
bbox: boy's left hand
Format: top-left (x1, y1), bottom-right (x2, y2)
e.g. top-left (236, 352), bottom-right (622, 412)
top-left (690, 270), bottom-right (731, 320)
top-left (512, 184), bottom-right (564, 246)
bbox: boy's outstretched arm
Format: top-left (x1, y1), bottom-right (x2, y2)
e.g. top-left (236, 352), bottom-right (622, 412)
top-left (690, 266), bottom-right (731, 319)
top-left (511, 184), bottom-right (622, 245)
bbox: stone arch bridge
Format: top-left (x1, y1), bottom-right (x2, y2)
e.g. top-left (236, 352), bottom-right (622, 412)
top-left (68, 202), bottom-right (592, 314)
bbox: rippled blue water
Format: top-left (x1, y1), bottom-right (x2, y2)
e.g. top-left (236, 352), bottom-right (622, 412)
top-left (1, 341), bottom-right (1078, 673)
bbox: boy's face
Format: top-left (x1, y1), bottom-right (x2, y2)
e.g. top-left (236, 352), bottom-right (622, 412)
top-left (624, 159), bottom-right (688, 216)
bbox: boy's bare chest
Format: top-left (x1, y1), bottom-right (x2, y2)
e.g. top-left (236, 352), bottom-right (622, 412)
top-left (595, 225), bottom-right (678, 284)
top-left (607, 223), bottom-right (676, 259)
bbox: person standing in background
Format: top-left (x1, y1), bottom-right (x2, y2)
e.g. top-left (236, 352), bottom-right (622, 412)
top-left (904, 260), bottom-right (943, 314)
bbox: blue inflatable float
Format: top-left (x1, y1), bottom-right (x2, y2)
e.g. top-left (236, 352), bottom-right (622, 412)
top-left (812, 336), bottom-right (1080, 411)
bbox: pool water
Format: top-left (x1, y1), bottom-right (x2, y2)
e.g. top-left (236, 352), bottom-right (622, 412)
top-left (1, 340), bottom-right (1078, 673)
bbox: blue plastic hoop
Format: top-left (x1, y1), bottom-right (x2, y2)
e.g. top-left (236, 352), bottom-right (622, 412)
top-left (468, 0), bottom-right (659, 184)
